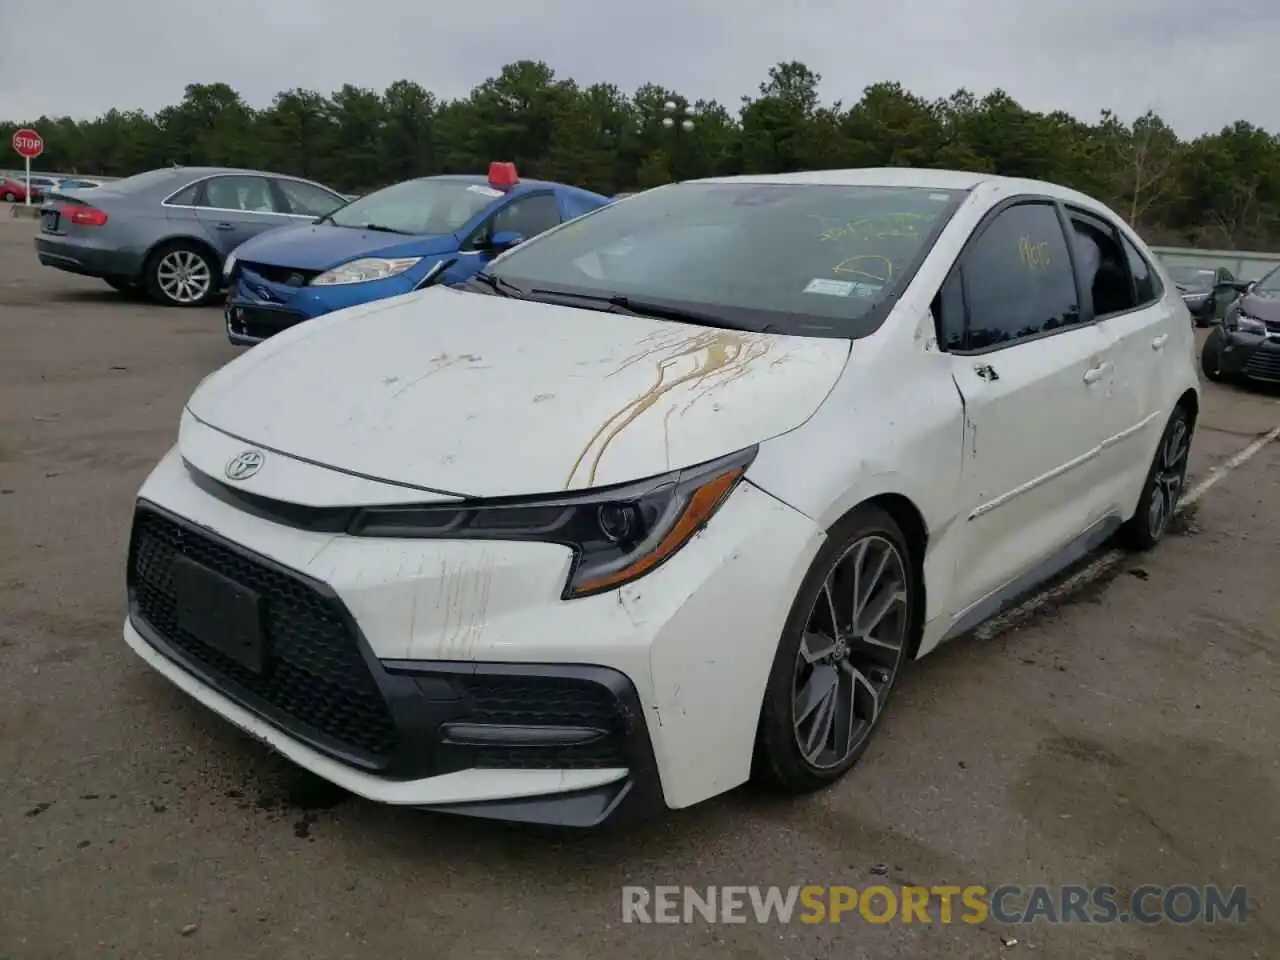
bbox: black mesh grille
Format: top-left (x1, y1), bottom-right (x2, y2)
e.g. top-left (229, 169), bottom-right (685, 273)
top-left (228, 306), bottom-right (305, 341)
top-left (462, 675), bottom-right (629, 769)
top-left (242, 262), bottom-right (320, 287)
top-left (1244, 349), bottom-right (1280, 382)
top-left (129, 507), bottom-right (399, 762)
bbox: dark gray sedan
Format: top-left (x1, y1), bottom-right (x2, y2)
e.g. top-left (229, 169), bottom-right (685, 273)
top-left (35, 166), bottom-right (348, 307)
top-left (1201, 267), bottom-right (1280, 384)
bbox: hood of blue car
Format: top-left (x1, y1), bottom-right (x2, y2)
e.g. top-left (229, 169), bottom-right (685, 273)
top-left (233, 223), bottom-right (461, 272)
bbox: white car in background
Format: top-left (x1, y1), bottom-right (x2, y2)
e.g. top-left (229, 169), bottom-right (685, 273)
top-left (123, 168), bottom-right (1199, 827)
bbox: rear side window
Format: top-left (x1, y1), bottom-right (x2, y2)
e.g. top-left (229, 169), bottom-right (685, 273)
top-left (1121, 235), bottom-right (1162, 305)
top-left (1067, 211), bottom-right (1138, 318)
top-left (958, 201), bottom-right (1081, 350)
top-left (167, 182), bottom-right (199, 206)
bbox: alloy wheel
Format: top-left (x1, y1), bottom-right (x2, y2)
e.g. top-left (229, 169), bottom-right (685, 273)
top-left (1147, 417), bottom-right (1190, 538)
top-left (792, 535), bottom-right (909, 770)
top-left (156, 250), bottom-right (212, 304)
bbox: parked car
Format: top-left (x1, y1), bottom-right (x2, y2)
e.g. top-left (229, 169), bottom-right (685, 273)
top-left (123, 168), bottom-right (1198, 827)
top-left (34, 166), bottom-right (348, 306)
top-left (1, 176), bottom-right (38, 203)
top-left (1200, 265), bottom-right (1280, 384)
top-left (56, 178), bottom-right (103, 192)
top-left (222, 163), bottom-right (609, 345)
top-left (1167, 264), bottom-right (1239, 326)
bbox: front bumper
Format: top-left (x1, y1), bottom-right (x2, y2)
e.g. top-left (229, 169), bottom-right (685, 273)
top-left (124, 445), bottom-right (823, 823)
top-left (35, 234), bottom-right (142, 281)
top-left (1215, 328), bottom-right (1280, 383)
top-left (225, 266), bottom-right (423, 346)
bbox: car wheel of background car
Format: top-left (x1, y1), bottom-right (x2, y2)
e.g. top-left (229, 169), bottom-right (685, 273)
top-left (1120, 405), bottom-right (1193, 551)
top-left (2, 192), bottom-right (14, 202)
top-left (145, 242), bottom-right (217, 308)
top-left (1200, 332), bottom-right (1225, 382)
top-left (753, 504), bottom-right (918, 794)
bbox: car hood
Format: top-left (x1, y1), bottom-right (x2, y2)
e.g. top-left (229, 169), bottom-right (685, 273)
top-left (232, 223), bottom-right (460, 272)
top-left (185, 288), bottom-right (852, 498)
top-left (1238, 290), bottom-right (1280, 322)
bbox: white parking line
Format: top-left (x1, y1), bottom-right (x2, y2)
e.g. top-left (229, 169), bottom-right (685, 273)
top-left (974, 421), bottom-right (1280, 641)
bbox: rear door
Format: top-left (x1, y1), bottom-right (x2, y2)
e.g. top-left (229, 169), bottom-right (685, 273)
top-left (191, 174), bottom-right (295, 256)
top-left (939, 198), bottom-right (1120, 619)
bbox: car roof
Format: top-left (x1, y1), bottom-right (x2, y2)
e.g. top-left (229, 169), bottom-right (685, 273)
top-left (693, 167), bottom-right (1111, 208)
top-left (419, 174), bottom-right (607, 200)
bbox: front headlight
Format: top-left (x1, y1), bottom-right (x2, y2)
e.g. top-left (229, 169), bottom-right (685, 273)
top-left (312, 257), bottom-right (422, 286)
top-left (347, 446), bottom-right (757, 599)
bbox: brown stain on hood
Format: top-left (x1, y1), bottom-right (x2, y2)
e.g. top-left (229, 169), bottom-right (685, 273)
top-left (565, 329), bottom-right (773, 488)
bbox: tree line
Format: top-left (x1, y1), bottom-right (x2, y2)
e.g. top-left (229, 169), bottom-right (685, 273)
top-left (4, 60), bottom-right (1279, 250)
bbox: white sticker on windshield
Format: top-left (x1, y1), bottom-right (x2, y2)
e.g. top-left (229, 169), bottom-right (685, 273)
top-left (849, 281), bottom-right (883, 298)
top-left (929, 192), bottom-right (951, 201)
top-left (804, 278), bottom-right (856, 297)
top-left (467, 184), bottom-right (503, 198)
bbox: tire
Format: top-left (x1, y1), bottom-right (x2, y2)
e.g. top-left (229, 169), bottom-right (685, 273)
top-left (1200, 331), bottom-right (1224, 382)
top-left (2, 192), bottom-right (15, 202)
top-left (753, 504), bottom-right (920, 794)
top-left (144, 241), bottom-right (218, 308)
top-left (1120, 405), bottom-right (1193, 551)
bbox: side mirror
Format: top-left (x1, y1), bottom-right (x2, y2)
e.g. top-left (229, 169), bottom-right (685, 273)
top-left (487, 230), bottom-right (525, 253)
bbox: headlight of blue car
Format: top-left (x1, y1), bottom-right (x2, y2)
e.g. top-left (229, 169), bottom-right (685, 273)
top-left (311, 257), bottom-right (423, 286)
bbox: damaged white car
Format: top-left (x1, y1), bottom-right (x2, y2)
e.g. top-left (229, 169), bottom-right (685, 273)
top-left (124, 168), bottom-right (1199, 826)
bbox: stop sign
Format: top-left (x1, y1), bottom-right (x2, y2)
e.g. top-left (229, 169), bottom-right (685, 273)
top-left (12, 128), bottom-right (44, 159)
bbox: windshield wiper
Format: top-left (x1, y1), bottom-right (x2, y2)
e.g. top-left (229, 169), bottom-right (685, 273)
top-left (359, 223), bottom-right (413, 234)
top-left (466, 272), bottom-right (527, 297)
top-left (528, 288), bottom-right (759, 331)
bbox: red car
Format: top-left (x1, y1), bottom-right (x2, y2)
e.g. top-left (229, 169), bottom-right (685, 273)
top-left (1, 176), bottom-right (40, 203)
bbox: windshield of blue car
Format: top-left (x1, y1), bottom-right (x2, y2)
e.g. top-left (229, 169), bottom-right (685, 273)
top-left (484, 181), bottom-right (967, 338)
top-left (327, 179), bottom-right (501, 235)
top-left (1168, 266), bottom-right (1215, 291)
top-left (1252, 266), bottom-right (1280, 295)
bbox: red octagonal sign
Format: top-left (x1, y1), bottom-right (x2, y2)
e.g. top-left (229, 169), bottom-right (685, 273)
top-left (12, 128), bottom-right (44, 160)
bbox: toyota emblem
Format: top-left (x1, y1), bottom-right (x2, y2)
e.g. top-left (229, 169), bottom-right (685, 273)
top-left (225, 450), bottom-right (265, 481)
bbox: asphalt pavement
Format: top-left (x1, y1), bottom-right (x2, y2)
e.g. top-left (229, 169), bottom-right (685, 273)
top-left (1, 212), bottom-right (1277, 959)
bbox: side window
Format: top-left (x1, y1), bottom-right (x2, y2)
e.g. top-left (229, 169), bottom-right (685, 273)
top-left (167, 182), bottom-right (199, 206)
top-left (1067, 211), bottom-right (1138, 318)
top-left (1120, 235), bottom-right (1162, 305)
top-left (932, 268), bottom-right (966, 351)
top-left (199, 175), bottom-right (278, 213)
top-left (961, 202), bottom-right (1080, 350)
top-left (563, 194), bottom-right (601, 220)
top-left (491, 193), bottom-right (562, 239)
top-left (276, 179), bottom-right (345, 217)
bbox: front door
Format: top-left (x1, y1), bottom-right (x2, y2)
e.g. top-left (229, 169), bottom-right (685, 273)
top-left (939, 199), bottom-right (1120, 619)
top-left (193, 174), bottom-right (294, 257)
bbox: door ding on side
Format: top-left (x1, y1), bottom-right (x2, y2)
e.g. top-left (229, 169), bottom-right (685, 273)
top-left (942, 198), bottom-right (1117, 618)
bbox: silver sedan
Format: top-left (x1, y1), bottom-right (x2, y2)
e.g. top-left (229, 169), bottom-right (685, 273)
top-left (34, 166), bottom-right (348, 307)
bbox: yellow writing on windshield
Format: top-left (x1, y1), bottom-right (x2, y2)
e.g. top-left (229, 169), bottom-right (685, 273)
top-left (833, 255), bottom-right (893, 284)
top-left (1018, 235), bottom-right (1051, 270)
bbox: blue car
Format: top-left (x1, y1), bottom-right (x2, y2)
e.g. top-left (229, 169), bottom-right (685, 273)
top-left (223, 163), bottom-right (609, 345)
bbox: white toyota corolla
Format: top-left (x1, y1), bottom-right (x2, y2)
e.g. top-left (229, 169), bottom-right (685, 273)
top-left (124, 168), bottom-right (1199, 826)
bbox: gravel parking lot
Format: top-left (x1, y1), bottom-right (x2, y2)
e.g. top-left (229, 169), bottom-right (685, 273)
top-left (1, 210), bottom-right (1277, 960)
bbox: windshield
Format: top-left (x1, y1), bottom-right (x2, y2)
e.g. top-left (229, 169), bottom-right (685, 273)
top-left (1252, 266), bottom-right (1280, 295)
top-left (328, 178), bottom-right (501, 234)
top-left (1167, 266), bottom-right (1216, 290)
top-left (486, 181), bottom-right (967, 337)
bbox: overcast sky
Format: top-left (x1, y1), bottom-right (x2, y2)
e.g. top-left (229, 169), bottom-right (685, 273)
top-left (2, 0), bottom-right (1275, 138)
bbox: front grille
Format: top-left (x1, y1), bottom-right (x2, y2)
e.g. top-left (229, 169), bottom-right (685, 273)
top-left (242, 262), bottom-right (319, 287)
top-left (1243, 348), bottom-right (1280, 382)
top-left (461, 675), bottom-right (630, 769)
top-left (129, 506), bottom-right (400, 763)
top-left (228, 305), bottom-right (306, 341)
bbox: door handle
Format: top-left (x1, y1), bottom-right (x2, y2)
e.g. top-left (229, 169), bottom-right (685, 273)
top-left (215, 222), bottom-right (235, 230)
top-left (1083, 362), bottom-right (1109, 384)
top-left (1151, 334), bottom-right (1169, 350)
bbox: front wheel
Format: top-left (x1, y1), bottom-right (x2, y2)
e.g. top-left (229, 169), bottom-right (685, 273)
top-left (1200, 331), bottom-right (1225, 382)
top-left (1121, 406), bottom-right (1193, 551)
top-left (144, 242), bottom-right (217, 307)
top-left (753, 505), bottom-right (918, 794)
top-left (2, 192), bottom-right (15, 203)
